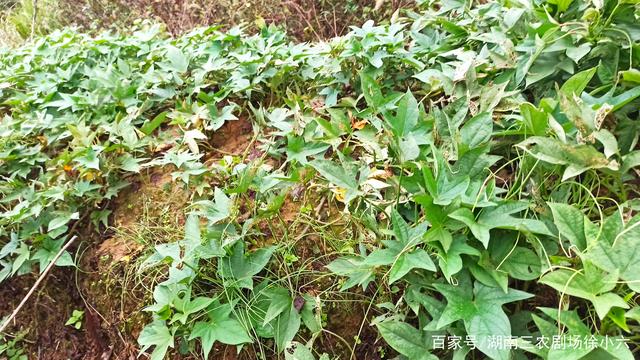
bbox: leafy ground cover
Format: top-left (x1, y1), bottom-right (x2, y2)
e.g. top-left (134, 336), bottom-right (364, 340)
top-left (1, 0), bottom-right (640, 359)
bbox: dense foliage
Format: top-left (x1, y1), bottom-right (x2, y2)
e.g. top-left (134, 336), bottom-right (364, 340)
top-left (1, 0), bottom-right (640, 359)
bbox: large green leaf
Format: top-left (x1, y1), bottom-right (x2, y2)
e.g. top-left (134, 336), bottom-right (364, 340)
top-left (435, 281), bottom-right (532, 360)
top-left (517, 136), bottom-right (618, 180)
top-left (138, 321), bottom-right (174, 360)
top-left (325, 256), bottom-right (375, 290)
top-left (547, 203), bottom-right (592, 251)
top-left (193, 188), bottom-right (232, 224)
top-left (377, 320), bottom-right (438, 360)
top-left (219, 242), bottom-right (276, 289)
top-left (540, 262), bottom-right (628, 319)
top-left (560, 67), bottom-right (596, 96)
top-left (164, 45), bottom-right (189, 73)
top-left (449, 202), bottom-right (552, 248)
top-left (586, 217), bottom-right (640, 292)
top-left (188, 301), bottom-right (252, 359)
top-left (459, 112), bottom-right (493, 151)
top-left (310, 158), bottom-right (362, 203)
top-left (362, 210), bottom-right (435, 284)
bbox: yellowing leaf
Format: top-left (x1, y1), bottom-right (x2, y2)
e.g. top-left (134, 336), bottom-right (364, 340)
top-left (333, 187), bottom-right (347, 203)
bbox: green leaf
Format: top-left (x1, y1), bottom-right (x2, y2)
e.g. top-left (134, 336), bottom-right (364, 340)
top-left (548, 0), bottom-right (575, 12)
top-left (621, 150), bottom-right (640, 173)
top-left (499, 247), bottom-right (542, 281)
top-left (385, 90), bottom-right (424, 162)
top-left (118, 154), bottom-right (144, 172)
top-left (560, 67), bottom-right (596, 96)
top-left (459, 112), bottom-right (493, 150)
top-left (138, 320), bottom-right (174, 360)
top-left (391, 210), bottom-right (410, 244)
top-left (48, 212), bottom-right (79, 232)
top-left (207, 104), bottom-right (238, 131)
top-left (548, 203), bottom-right (591, 251)
top-left (362, 210), bottom-right (434, 284)
top-left (264, 288), bottom-right (291, 325)
top-left (75, 147), bottom-right (101, 170)
top-left (360, 71), bottom-right (385, 111)
top-left (434, 174), bottom-right (469, 206)
top-left (184, 214), bottom-right (201, 248)
top-left (517, 136), bottom-right (618, 180)
top-left (275, 304), bottom-right (301, 352)
top-left (140, 111), bottom-right (168, 135)
top-left (309, 158), bottom-right (362, 203)
top-left (586, 217), bottom-right (640, 292)
top-left (565, 43), bottom-right (591, 63)
top-left (171, 292), bottom-right (213, 324)
top-left (300, 294), bottom-right (322, 334)
top-left (255, 290), bottom-right (301, 351)
top-left (388, 90), bottom-right (419, 137)
top-left (448, 208), bottom-right (492, 248)
top-left (520, 103), bottom-right (548, 136)
top-left (593, 129), bottom-right (618, 158)
top-left (388, 249), bottom-right (436, 284)
top-left (188, 301), bottom-right (251, 359)
top-left (285, 342), bottom-right (317, 360)
top-left (194, 188), bottom-right (232, 223)
top-left (310, 159), bottom-right (358, 190)
top-left (33, 238), bottom-right (76, 271)
top-left (397, 134), bottom-right (420, 162)
top-left (438, 236), bottom-right (480, 281)
top-left (449, 203), bottom-right (551, 248)
top-left (219, 242), bottom-right (275, 290)
top-left (377, 320), bottom-right (437, 360)
top-left (326, 256), bottom-right (375, 291)
top-left (621, 69), bottom-right (640, 84)
top-left (584, 86), bottom-right (640, 112)
top-left (626, 307), bottom-right (640, 322)
top-left (65, 310), bottom-right (84, 326)
top-left (435, 281), bottom-right (532, 360)
top-left (540, 263), bottom-right (628, 319)
top-left (286, 136), bottom-right (329, 165)
top-left (11, 243), bottom-right (30, 276)
top-left (165, 45), bottom-right (189, 73)
top-left (424, 226), bottom-right (453, 252)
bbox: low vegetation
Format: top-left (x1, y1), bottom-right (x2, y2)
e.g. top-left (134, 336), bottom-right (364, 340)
top-left (1, 0), bottom-right (411, 46)
top-left (1, 0), bottom-right (640, 359)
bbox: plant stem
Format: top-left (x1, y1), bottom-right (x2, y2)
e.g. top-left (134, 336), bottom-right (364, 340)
top-left (0, 235), bottom-right (77, 333)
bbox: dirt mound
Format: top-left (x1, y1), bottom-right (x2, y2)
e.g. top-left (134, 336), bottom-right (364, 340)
top-left (0, 168), bottom-right (191, 359)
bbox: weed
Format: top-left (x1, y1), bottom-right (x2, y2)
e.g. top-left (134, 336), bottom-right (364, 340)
top-left (0, 331), bottom-right (28, 360)
top-left (0, 0), bottom-right (62, 45)
top-left (64, 309), bottom-right (84, 330)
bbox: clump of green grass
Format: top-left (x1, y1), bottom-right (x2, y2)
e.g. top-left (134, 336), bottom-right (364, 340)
top-left (0, 0), bottom-right (62, 45)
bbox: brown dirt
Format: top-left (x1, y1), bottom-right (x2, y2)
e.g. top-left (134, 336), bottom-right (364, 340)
top-left (207, 118), bottom-right (254, 156)
top-left (322, 301), bottom-right (385, 359)
top-left (0, 169), bottom-right (191, 359)
top-left (0, 268), bottom-right (101, 359)
top-left (529, 283), bottom-right (560, 310)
